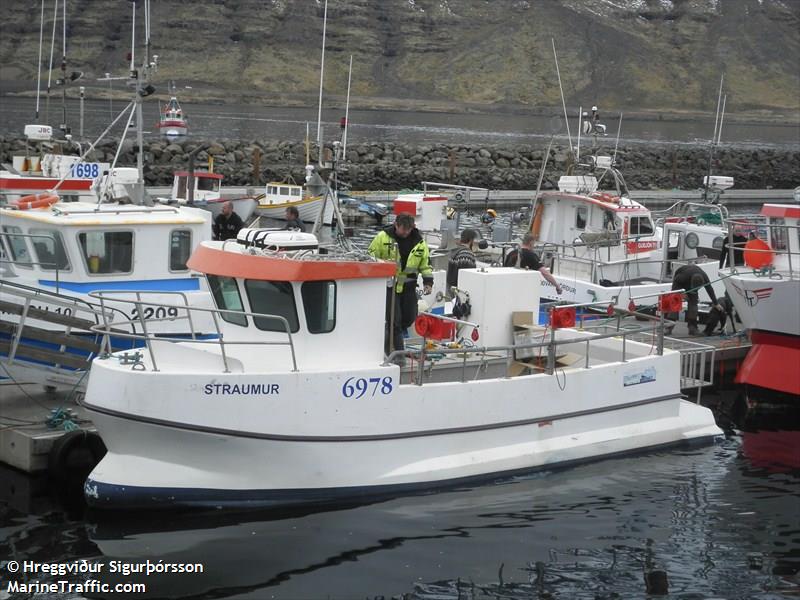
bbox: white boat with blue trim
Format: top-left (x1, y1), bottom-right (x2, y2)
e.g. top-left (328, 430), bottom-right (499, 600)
top-left (0, 199), bottom-right (216, 389)
top-left (81, 229), bottom-right (722, 509)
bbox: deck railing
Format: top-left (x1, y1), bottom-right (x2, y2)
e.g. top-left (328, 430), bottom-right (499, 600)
top-left (88, 290), bottom-right (298, 373)
top-left (725, 217), bottom-right (800, 280)
top-left (0, 279), bottom-right (129, 376)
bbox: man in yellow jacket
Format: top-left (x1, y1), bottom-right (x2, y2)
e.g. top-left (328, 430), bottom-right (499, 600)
top-left (368, 212), bottom-right (434, 360)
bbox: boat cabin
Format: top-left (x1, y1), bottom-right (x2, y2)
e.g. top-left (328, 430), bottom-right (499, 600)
top-left (536, 175), bottom-right (660, 286)
top-left (0, 202), bottom-right (212, 292)
top-left (171, 171), bottom-right (223, 204)
top-left (261, 182), bottom-right (305, 207)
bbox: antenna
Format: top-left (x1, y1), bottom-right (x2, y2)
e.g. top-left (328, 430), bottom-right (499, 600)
top-left (552, 39), bottom-right (573, 155)
top-left (35, 0), bottom-right (45, 120)
top-left (575, 105), bottom-right (582, 163)
top-left (717, 94), bottom-right (727, 145)
top-left (703, 74), bottom-right (725, 203)
top-left (342, 54), bottom-right (353, 157)
top-left (45, 0), bottom-right (58, 123)
top-left (316, 0), bottom-right (328, 158)
top-left (612, 112), bottom-right (623, 166)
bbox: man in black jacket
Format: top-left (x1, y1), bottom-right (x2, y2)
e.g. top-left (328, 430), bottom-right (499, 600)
top-left (213, 201), bottom-right (244, 241)
top-left (671, 263), bottom-right (722, 335)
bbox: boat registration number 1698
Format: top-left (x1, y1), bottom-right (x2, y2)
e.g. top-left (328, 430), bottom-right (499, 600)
top-left (342, 376), bottom-right (393, 398)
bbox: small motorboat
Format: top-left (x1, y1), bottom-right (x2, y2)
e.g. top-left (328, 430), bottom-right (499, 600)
top-left (166, 169), bottom-right (257, 222)
top-left (156, 91), bottom-right (188, 138)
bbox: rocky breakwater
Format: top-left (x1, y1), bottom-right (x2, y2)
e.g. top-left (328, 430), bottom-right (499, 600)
top-left (1, 136), bottom-right (798, 191)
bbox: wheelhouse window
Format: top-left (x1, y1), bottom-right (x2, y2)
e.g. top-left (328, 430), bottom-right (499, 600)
top-left (197, 177), bottom-right (219, 192)
top-left (30, 228), bottom-right (70, 271)
top-left (78, 231), bottom-right (133, 274)
top-left (769, 218), bottom-right (788, 251)
top-left (244, 280), bottom-right (299, 333)
top-left (176, 176), bottom-right (187, 199)
top-left (575, 206), bottom-right (587, 230)
top-left (207, 275), bottom-right (247, 327)
top-left (1, 226), bottom-right (33, 268)
top-left (629, 216), bottom-right (654, 236)
top-left (169, 229), bottom-right (192, 271)
top-left (302, 281), bottom-right (336, 334)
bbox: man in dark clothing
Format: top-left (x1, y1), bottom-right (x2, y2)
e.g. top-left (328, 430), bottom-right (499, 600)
top-left (283, 206), bottom-right (306, 231)
top-left (504, 233), bottom-right (563, 295)
top-left (368, 213), bottom-right (434, 360)
top-left (213, 201), bottom-right (244, 241)
top-left (719, 227), bottom-right (747, 268)
top-left (670, 263), bottom-right (722, 335)
top-left (446, 228), bottom-right (478, 292)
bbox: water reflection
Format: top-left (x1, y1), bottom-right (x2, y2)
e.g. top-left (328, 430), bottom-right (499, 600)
top-left (75, 435), bottom-right (797, 599)
top-left (2, 394), bottom-right (798, 599)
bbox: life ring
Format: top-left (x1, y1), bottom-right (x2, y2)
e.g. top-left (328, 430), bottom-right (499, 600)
top-left (13, 193), bottom-right (59, 210)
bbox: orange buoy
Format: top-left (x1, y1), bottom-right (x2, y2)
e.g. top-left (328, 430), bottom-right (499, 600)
top-left (13, 193), bottom-right (59, 210)
top-left (743, 238), bottom-right (773, 269)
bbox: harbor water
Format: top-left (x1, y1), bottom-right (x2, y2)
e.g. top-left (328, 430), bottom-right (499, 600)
top-left (1, 389), bottom-right (798, 599)
top-left (1, 95), bottom-right (799, 149)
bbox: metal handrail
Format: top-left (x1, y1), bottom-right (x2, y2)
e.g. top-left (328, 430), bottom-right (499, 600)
top-left (88, 291), bottom-right (299, 373)
top-left (388, 303), bottom-right (673, 380)
top-left (725, 216), bottom-right (800, 280)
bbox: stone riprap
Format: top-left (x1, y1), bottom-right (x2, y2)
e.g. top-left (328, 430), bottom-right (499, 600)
top-left (2, 136), bottom-right (798, 191)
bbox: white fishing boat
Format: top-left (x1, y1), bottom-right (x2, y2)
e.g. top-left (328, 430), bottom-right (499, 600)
top-left (165, 169), bottom-right (257, 222)
top-left (0, 199), bottom-right (216, 390)
top-left (256, 178), bottom-right (333, 224)
top-left (721, 204), bottom-right (800, 399)
top-left (81, 229), bottom-right (721, 509)
top-left (156, 93), bottom-right (188, 138)
top-left (0, 126), bottom-right (111, 205)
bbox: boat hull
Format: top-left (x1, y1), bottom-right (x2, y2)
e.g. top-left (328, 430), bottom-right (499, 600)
top-left (256, 195), bottom-right (333, 224)
top-left (84, 400), bottom-right (719, 509)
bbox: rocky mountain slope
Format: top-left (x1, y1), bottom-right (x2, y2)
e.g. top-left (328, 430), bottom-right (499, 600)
top-left (1, 0), bottom-right (798, 118)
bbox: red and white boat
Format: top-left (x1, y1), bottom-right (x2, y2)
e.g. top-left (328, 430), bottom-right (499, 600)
top-left (157, 95), bottom-right (188, 138)
top-left (721, 204), bottom-right (800, 400)
top-left (163, 169), bottom-right (257, 222)
top-left (0, 125), bottom-right (110, 204)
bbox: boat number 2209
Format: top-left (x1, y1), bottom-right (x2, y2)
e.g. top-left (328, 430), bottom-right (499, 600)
top-left (130, 306), bottom-right (180, 320)
top-left (342, 376), bottom-right (394, 399)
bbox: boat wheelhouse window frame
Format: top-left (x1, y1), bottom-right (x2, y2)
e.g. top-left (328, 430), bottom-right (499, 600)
top-left (575, 206), bottom-right (588, 230)
top-left (197, 177), bottom-right (219, 193)
top-left (244, 279), bottom-right (299, 333)
top-left (768, 217), bottom-right (788, 251)
top-left (207, 275), bottom-right (248, 327)
top-left (291, 187), bottom-right (302, 197)
top-left (629, 216), bottom-right (655, 236)
top-left (168, 229), bottom-right (192, 272)
top-left (76, 229), bottom-right (135, 276)
top-left (29, 228), bottom-right (71, 272)
top-left (301, 280), bottom-right (336, 334)
top-left (175, 176), bottom-right (188, 199)
top-left (0, 225), bottom-right (34, 269)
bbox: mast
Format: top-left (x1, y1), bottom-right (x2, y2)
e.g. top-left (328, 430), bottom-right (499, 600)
top-left (316, 0), bottom-right (328, 161)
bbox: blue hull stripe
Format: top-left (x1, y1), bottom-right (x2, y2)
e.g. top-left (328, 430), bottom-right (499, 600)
top-left (84, 436), bottom-right (718, 510)
top-left (38, 278), bottom-right (201, 293)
